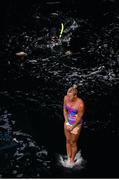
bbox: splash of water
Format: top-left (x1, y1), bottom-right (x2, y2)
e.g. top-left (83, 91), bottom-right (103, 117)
top-left (57, 150), bottom-right (86, 170)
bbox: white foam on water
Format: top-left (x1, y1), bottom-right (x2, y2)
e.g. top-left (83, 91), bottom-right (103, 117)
top-left (57, 150), bottom-right (86, 170)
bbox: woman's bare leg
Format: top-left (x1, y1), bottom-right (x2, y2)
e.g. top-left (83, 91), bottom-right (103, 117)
top-left (70, 126), bottom-right (82, 163)
top-left (64, 125), bottom-right (72, 160)
top-left (70, 141), bottom-right (78, 163)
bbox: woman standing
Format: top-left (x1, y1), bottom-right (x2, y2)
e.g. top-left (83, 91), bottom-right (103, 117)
top-left (63, 85), bottom-right (85, 166)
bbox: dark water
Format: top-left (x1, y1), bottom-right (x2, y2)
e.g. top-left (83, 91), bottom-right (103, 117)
top-left (0, 0), bottom-right (119, 178)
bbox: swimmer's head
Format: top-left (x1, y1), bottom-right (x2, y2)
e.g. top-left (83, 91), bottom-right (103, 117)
top-left (67, 84), bottom-right (78, 101)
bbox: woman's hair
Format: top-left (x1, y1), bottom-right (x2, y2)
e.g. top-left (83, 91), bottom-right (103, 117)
top-left (67, 84), bottom-right (78, 95)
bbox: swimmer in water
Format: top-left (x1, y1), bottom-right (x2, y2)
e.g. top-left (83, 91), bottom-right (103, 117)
top-left (48, 12), bottom-right (64, 42)
top-left (63, 85), bottom-right (85, 166)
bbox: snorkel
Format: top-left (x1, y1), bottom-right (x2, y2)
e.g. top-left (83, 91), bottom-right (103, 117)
top-left (59, 23), bottom-right (64, 38)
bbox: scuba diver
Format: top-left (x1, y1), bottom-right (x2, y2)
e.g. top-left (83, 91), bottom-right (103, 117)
top-left (47, 12), bottom-right (73, 56)
top-left (48, 12), bottom-right (64, 43)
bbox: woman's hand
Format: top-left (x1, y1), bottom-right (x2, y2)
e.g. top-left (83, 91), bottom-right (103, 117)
top-left (64, 122), bottom-right (73, 131)
top-left (66, 125), bottom-right (72, 131)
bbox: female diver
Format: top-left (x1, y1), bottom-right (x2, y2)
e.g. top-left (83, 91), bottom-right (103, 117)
top-left (63, 85), bottom-right (85, 166)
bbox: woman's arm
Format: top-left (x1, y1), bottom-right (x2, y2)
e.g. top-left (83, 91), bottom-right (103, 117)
top-left (63, 96), bottom-right (68, 123)
top-left (71, 99), bottom-right (85, 131)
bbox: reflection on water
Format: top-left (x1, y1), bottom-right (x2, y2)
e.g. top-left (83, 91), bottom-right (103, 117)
top-left (0, 130), bottom-right (51, 178)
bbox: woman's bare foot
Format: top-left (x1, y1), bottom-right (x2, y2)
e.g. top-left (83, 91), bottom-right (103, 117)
top-left (66, 158), bottom-right (75, 167)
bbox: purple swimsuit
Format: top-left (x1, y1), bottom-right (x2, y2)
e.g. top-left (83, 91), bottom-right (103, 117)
top-left (65, 105), bottom-right (83, 125)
